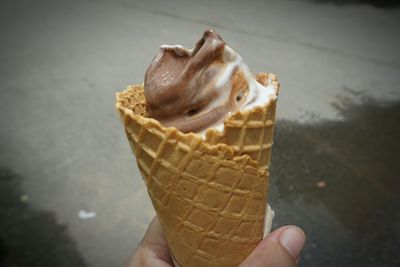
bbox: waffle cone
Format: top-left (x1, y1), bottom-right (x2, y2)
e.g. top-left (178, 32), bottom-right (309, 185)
top-left (116, 73), bottom-right (279, 267)
top-left (204, 73), bottom-right (280, 170)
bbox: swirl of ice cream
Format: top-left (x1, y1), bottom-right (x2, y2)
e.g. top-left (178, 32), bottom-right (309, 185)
top-left (144, 30), bottom-right (276, 133)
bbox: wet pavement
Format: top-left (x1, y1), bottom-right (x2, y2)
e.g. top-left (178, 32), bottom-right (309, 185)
top-left (270, 98), bottom-right (400, 266)
top-left (0, 169), bottom-right (87, 267)
top-left (1, 0), bottom-right (400, 266)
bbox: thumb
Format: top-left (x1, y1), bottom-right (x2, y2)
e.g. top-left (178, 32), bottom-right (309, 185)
top-left (239, 226), bottom-right (306, 267)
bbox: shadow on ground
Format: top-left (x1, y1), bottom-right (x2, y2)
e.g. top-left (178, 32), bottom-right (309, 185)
top-left (303, 0), bottom-right (400, 8)
top-left (1, 98), bottom-right (399, 267)
top-left (269, 97), bottom-right (400, 266)
top-left (0, 168), bottom-right (87, 267)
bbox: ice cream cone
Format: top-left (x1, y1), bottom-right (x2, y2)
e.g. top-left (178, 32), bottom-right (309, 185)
top-left (116, 72), bottom-right (279, 267)
top-left (204, 73), bottom-right (280, 170)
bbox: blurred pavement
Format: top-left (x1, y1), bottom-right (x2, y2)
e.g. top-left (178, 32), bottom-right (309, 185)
top-left (1, 0), bottom-right (399, 266)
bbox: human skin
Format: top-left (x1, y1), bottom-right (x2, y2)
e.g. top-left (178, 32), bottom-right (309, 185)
top-left (125, 216), bottom-right (306, 267)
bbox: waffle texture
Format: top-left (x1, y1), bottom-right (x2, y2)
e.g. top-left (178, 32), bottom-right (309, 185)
top-left (116, 73), bottom-right (279, 267)
top-left (205, 73), bottom-right (279, 170)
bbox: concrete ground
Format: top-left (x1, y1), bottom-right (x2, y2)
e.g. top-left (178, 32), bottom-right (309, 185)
top-left (1, 0), bottom-right (399, 266)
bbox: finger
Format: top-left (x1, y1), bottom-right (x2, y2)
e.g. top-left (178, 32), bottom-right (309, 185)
top-left (140, 216), bottom-right (169, 249)
top-left (125, 216), bottom-right (172, 267)
top-left (239, 226), bottom-right (306, 267)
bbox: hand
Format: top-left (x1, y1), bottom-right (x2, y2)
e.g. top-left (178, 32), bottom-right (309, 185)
top-left (126, 216), bottom-right (306, 267)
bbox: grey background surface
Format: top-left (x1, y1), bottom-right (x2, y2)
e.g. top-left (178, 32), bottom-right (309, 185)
top-left (1, 0), bottom-right (399, 266)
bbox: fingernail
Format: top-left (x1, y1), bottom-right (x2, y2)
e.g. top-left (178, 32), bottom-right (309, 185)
top-left (279, 226), bottom-right (306, 259)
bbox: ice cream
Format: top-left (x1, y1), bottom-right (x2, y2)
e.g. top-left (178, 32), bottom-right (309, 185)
top-left (144, 29), bottom-right (276, 134)
top-left (115, 29), bottom-right (280, 267)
